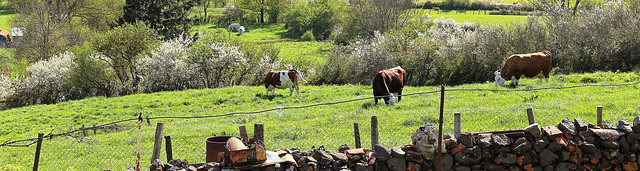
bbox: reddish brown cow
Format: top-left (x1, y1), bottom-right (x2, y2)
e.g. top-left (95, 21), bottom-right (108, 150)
top-left (264, 69), bottom-right (305, 95)
top-left (494, 51), bottom-right (552, 85)
top-left (372, 66), bottom-right (407, 105)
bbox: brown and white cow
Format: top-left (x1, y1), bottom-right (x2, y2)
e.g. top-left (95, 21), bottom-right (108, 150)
top-left (494, 51), bottom-right (552, 85)
top-left (264, 69), bottom-right (306, 95)
top-left (372, 66), bottom-right (407, 105)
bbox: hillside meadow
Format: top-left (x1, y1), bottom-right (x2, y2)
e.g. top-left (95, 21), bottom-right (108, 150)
top-left (1, 71), bottom-right (639, 170)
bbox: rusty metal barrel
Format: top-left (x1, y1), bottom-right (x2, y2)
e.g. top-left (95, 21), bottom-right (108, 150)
top-left (205, 136), bottom-right (237, 163)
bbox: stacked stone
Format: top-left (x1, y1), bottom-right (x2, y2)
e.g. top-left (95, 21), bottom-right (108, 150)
top-left (445, 117), bottom-right (640, 171)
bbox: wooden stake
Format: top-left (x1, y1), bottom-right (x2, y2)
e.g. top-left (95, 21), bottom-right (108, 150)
top-left (254, 123), bottom-right (264, 143)
top-left (597, 106), bottom-right (603, 126)
top-left (454, 113), bottom-right (461, 139)
top-left (165, 135), bottom-right (173, 161)
top-left (151, 122), bottom-right (164, 164)
top-left (239, 125), bottom-right (248, 143)
top-left (527, 108), bottom-right (535, 125)
top-left (371, 116), bottom-right (379, 148)
top-left (354, 123), bottom-right (361, 148)
top-left (33, 133), bottom-right (44, 171)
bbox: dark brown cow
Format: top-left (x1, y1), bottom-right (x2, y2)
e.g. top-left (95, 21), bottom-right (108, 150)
top-left (494, 51), bottom-right (552, 85)
top-left (372, 66), bottom-right (406, 105)
top-left (264, 69), bottom-right (305, 95)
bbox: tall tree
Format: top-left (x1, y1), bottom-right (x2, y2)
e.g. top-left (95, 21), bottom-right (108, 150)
top-left (92, 21), bottom-right (158, 94)
top-left (120, 0), bottom-right (197, 39)
top-left (336, 0), bottom-right (413, 43)
top-left (12, 0), bottom-right (124, 62)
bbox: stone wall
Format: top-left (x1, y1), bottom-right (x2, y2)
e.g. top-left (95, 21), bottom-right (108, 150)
top-left (146, 117), bottom-right (640, 171)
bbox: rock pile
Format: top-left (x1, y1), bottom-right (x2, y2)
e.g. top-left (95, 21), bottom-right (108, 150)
top-left (443, 117), bottom-right (640, 171)
top-left (129, 116), bottom-right (640, 171)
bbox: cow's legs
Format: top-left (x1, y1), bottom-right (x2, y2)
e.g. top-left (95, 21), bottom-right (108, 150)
top-left (295, 85), bottom-right (300, 94)
top-left (375, 98), bottom-right (379, 104)
top-left (289, 87), bottom-right (294, 95)
top-left (397, 91), bottom-right (402, 102)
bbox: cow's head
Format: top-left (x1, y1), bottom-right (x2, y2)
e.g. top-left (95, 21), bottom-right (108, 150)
top-left (494, 70), bottom-right (507, 86)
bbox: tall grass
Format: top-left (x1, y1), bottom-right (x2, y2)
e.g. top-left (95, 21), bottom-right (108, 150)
top-left (0, 71), bottom-right (639, 170)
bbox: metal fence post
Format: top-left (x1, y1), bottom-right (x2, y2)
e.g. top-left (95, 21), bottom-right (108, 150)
top-left (437, 85), bottom-right (445, 171)
top-left (33, 133), bottom-right (44, 171)
top-left (354, 123), bottom-right (361, 148)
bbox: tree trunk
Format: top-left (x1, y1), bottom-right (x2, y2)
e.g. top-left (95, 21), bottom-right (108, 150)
top-left (572, 0), bottom-right (581, 15)
top-left (260, 8), bottom-right (264, 23)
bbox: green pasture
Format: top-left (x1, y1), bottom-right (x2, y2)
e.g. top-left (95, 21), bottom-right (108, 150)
top-left (0, 9), bottom-right (16, 31)
top-left (1, 71), bottom-right (639, 170)
top-left (191, 23), bottom-right (332, 68)
top-left (420, 9), bottom-right (527, 25)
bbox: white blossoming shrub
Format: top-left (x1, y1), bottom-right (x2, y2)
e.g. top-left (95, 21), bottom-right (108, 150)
top-left (0, 75), bottom-right (14, 108)
top-left (138, 35), bottom-right (203, 93)
top-left (188, 32), bottom-right (248, 88)
top-left (5, 52), bottom-right (75, 108)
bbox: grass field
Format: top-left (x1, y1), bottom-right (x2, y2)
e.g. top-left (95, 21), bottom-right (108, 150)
top-left (0, 9), bottom-right (16, 31)
top-left (420, 9), bottom-right (527, 25)
top-left (191, 23), bottom-right (333, 69)
top-left (1, 71), bottom-right (639, 170)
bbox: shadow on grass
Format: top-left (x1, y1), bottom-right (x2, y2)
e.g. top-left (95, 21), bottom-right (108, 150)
top-left (255, 93), bottom-right (285, 101)
top-left (0, 9), bottom-right (16, 15)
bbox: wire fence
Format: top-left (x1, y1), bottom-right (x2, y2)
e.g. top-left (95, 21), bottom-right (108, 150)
top-left (1, 81), bottom-right (639, 170)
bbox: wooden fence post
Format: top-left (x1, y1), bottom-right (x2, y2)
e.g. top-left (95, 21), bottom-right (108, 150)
top-left (597, 106), bottom-right (603, 126)
top-left (33, 133), bottom-right (44, 171)
top-left (354, 123), bottom-right (361, 148)
top-left (151, 122), bottom-right (164, 164)
top-left (371, 116), bottom-right (379, 148)
top-left (165, 135), bottom-right (173, 161)
top-left (527, 108), bottom-right (535, 125)
top-left (454, 113), bottom-right (461, 139)
top-left (239, 125), bottom-right (249, 143)
top-left (254, 123), bottom-right (264, 143)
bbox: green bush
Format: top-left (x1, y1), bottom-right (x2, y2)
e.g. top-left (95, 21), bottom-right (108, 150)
top-left (301, 30), bottom-right (315, 41)
top-left (282, 0), bottom-right (344, 40)
top-left (68, 44), bottom-right (117, 98)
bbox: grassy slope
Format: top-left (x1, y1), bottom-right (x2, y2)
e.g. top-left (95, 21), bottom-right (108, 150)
top-left (1, 71), bottom-right (639, 170)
